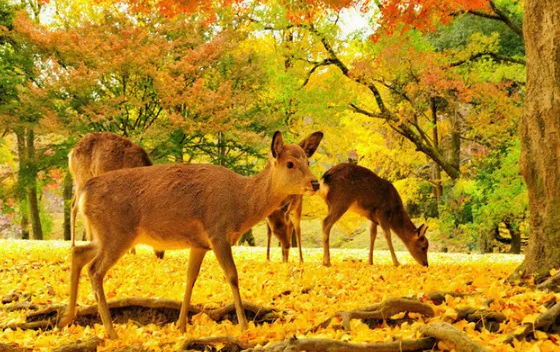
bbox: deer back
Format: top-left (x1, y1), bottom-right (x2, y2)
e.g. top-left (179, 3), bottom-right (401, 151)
top-left (69, 132), bottom-right (152, 192)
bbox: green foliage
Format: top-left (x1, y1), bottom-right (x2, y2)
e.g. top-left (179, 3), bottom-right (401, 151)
top-left (436, 140), bottom-right (528, 252)
top-left (471, 139), bottom-right (528, 246)
top-left (428, 11), bottom-right (524, 57)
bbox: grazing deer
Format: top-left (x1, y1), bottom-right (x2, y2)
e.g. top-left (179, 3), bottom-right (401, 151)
top-left (68, 132), bottom-right (164, 259)
top-left (58, 131), bottom-right (323, 339)
top-left (318, 163), bottom-right (429, 267)
top-left (266, 194), bottom-right (304, 263)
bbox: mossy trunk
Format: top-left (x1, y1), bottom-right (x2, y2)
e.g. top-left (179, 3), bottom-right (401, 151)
top-left (26, 129), bottom-right (43, 240)
top-left (63, 171), bottom-right (73, 241)
top-left (16, 131), bottom-right (30, 240)
top-left (512, 0), bottom-right (560, 281)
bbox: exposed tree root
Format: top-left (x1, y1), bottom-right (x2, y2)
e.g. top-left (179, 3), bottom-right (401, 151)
top-left (51, 337), bottom-right (102, 352)
top-left (0, 297), bottom-right (282, 331)
top-left (537, 271), bottom-right (560, 292)
top-left (0, 342), bottom-right (33, 352)
top-left (418, 291), bottom-right (471, 305)
top-left (505, 300), bottom-right (560, 343)
top-left (449, 306), bottom-right (507, 333)
top-left (419, 322), bottom-right (491, 352)
top-left (242, 336), bottom-right (437, 352)
top-left (179, 336), bottom-right (255, 352)
top-left (3, 301), bottom-right (39, 312)
top-left (308, 298), bottom-right (435, 332)
top-left (2, 291), bottom-right (23, 304)
top-left (206, 301), bottom-right (282, 324)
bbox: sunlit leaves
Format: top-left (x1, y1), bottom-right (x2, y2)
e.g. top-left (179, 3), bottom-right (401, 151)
top-left (0, 240), bottom-right (558, 351)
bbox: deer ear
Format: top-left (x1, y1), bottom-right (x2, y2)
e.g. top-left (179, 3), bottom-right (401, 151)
top-left (299, 131), bottom-right (324, 158)
top-left (271, 131), bottom-right (284, 159)
top-left (417, 224), bottom-right (428, 237)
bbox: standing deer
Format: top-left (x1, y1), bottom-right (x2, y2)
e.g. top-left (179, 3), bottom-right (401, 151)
top-left (318, 163), bottom-right (429, 267)
top-left (68, 132), bottom-right (164, 259)
top-left (58, 131), bottom-right (323, 339)
top-left (266, 194), bottom-right (304, 263)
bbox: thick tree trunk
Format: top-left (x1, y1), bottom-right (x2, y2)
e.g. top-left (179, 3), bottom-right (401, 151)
top-left (25, 129), bottom-right (43, 240)
top-left (15, 131), bottom-right (30, 240)
top-left (512, 0), bottom-right (560, 281)
top-left (63, 171), bottom-right (73, 241)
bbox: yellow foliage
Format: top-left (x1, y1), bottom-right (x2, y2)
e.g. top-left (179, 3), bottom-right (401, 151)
top-left (0, 240), bottom-right (556, 351)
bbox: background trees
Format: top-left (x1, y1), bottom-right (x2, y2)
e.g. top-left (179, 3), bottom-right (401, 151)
top-left (2, 0), bottom-right (554, 280)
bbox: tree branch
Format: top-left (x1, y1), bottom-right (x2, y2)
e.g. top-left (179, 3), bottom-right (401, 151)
top-left (450, 52), bottom-right (526, 67)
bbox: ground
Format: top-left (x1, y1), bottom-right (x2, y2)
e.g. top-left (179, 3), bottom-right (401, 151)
top-left (0, 240), bottom-right (558, 351)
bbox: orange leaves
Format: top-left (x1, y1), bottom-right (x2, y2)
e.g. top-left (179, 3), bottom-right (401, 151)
top-left (373, 0), bottom-right (492, 40)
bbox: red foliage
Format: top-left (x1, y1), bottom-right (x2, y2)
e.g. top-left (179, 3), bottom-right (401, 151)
top-left (374, 0), bottom-right (490, 38)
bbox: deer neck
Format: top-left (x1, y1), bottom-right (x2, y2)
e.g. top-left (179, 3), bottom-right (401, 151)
top-left (390, 206), bottom-right (417, 244)
top-left (241, 162), bottom-right (288, 228)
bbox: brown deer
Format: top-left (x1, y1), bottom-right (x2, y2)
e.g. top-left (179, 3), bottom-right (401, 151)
top-left (68, 132), bottom-right (164, 259)
top-left (265, 194), bottom-right (304, 263)
top-left (318, 163), bottom-right (429, 267)
top-left (58, 131), bottom-right (323, 339)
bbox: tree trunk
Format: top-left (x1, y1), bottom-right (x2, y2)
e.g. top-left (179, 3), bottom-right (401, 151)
top-left (63, 171), bottom-right (73, 241)
top-left (25, 129), bottom-right (43, 240)
top-left (503, 219), bottom-right (522, 254)
top-left (512, 0), bottom-right (560, 281)
top-left (450, 112), bottom-right (461, 173)
top-left (430, 99), bottom-right (443, 206)
top-left (15, 131), bottom-right (30, 240)
top-left (238, 229), bottom-right (255, 246)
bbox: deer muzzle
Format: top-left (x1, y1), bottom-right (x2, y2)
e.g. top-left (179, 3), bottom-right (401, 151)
top-left (311, 180), bottom-right (320, 191)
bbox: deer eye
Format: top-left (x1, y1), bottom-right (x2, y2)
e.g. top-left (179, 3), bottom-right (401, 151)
top-left (287, 161), bottom-right (294, 169)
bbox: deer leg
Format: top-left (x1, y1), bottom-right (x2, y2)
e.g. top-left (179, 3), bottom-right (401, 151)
top-left (266, 222), bottom-right (272, 261)
top-left (58, 241), bottom-right (97, 329)
top-left (322, 206), bottom-right (347, 267)
top-left (70, 196), bottom-right (78, 248)
top-left (210, 239), bottom-right (248, 329)
top-left (281, 243), bottom-right (290, 263)
top-left (88, 245), bottom-right (128, 339)
top-left (368, 221), bottom-right (378, 265)
top-left (178, 247), bottom-right (207, 332)
top-left (379, 218), bottom-right (400, 267)
top-left (293, 211), bottom-right (303, 264)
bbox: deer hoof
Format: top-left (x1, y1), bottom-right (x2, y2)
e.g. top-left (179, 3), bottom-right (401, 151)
top-left (107, 329), bottom-right (119, 340)
top-left (57, 311), bottom-right (75, 328)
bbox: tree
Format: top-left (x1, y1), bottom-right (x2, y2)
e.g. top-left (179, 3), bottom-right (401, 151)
top-left (0, 1), bottom-right (47, 240)
top-left (511, 0), bottom-right (560, 281)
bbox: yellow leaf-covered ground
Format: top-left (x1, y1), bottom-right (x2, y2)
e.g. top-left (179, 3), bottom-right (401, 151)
top-left (0, 240), bottom-right (558, 351)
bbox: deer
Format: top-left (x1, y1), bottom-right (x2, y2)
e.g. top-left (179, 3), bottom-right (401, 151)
top-left (68, 132), bottom-right (164, 259)
top-left (318, 163), bottom-right (429, 267)
top-left (265, 194), bottom-right (304, 263)
top-left (58, 131), bottom-right (324, 339)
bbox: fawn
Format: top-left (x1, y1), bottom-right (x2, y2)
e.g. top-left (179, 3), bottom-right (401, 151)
top-left (58, 131), bottom-right (323, 339)
top-left (69, 132), bottom-right (164, 259)
top-left (318, 163), bottom-right (429, 267)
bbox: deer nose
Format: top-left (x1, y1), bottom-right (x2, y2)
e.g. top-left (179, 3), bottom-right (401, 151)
top-left (311, 180), bottom-right (320, 191)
